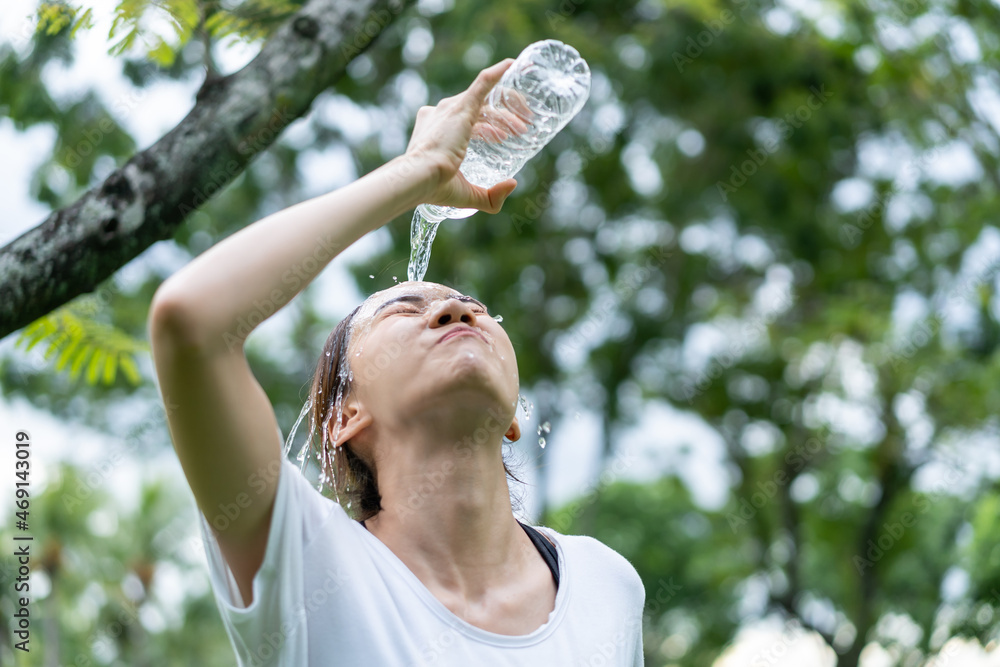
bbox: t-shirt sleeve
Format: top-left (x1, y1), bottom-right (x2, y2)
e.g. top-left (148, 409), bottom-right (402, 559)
top-left (197, 454), bottom-right (329, 667)
top-left (632, 608), bottom-right (645, 667)
top-left (629, 564), bottom-right (645, 666)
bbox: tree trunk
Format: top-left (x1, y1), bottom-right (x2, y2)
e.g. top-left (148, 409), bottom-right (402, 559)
top-left (0, 0), bottom-right (416, 340)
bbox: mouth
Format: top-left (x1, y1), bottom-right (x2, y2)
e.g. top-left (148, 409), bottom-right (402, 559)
top-left (437, 326), bottom-right (488, 345)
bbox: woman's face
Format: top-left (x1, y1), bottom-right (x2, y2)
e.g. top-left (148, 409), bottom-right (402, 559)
top-left (342, 281), bottom-right (520, 440)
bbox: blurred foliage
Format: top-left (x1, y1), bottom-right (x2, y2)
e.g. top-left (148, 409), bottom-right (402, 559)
top-left (0, 462), bottom-right (235, 665)
top-left (16, 304), bottom-right (146, 386)
top-left (2, 0), bottom-right (1000, 665)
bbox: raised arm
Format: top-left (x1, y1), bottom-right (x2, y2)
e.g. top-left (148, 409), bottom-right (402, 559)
top-left (147, 58), bottom-right (519, 606)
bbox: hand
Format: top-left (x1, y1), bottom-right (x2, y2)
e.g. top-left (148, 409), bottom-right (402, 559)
top-left (404, 58), bottom-right (528, 214)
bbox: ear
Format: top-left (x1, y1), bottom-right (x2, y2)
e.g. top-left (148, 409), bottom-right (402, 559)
top-left (329, 395), bottom-right (373, 448)
top-left (505, 415), bottom-right (521, 442)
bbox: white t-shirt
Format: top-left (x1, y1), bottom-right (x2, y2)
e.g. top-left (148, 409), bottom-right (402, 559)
top-left (198, 455), bottom-right (646, 666)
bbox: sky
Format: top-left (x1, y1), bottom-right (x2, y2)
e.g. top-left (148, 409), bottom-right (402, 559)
top-left (2, 0), bottom-right (999, 663)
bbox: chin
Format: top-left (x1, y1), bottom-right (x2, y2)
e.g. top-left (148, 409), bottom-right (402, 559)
top-left (425, 358), bottom-right (510, 410)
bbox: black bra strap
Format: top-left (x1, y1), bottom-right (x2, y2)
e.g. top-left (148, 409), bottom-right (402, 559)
top-left (517, 521), bottom-right (560, 589)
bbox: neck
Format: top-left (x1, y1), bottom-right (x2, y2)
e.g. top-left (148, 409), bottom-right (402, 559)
top-left (361, 404), bottom-right (530, 601)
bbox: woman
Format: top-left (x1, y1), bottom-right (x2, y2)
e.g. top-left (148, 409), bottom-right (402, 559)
top-left (149, 57), bottom-right (645, 666)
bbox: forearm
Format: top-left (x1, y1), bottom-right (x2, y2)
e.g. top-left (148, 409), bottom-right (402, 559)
top-left (153, 153), bottom-right (436, 351)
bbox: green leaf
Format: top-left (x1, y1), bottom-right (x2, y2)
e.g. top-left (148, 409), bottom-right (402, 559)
top-left (119, 354), bottom-right (141, 384)
top-left (70, 6), bottom-right (94, 38)
top-left (86, 348), bottom-right (106, 385)
top-left (69, 346), bottom-right (92, 382)
top-left (103, 352), bottom-right (119, 385)
top-left (108, 25), bottom-right (140, 56)
top-left (54, 335), bottom-right (83, 372)
top-left (147, 37), bottom-right (176, 67)
top-left (18, 304), bottom-right (147, 386)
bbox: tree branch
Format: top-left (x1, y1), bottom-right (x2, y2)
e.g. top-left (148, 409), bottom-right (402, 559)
top-left (0, 0), bottom-right (416, 339)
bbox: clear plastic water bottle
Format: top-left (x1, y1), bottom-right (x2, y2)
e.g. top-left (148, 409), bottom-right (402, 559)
top-left (417, 39), bottom-right (592, 223)
top-left (407, 40), bottom-right (591, 281)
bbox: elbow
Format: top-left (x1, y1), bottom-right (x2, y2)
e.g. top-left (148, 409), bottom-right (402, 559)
top-left (148, 285), bottom-right (221, 353)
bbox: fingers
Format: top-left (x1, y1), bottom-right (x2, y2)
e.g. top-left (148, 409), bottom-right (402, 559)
top-left (462, 58), bottom-right (516, 117)
top-left (479, 105), bottom-right (530, 137)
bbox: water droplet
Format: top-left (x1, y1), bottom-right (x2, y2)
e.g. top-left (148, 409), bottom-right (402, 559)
top-left (369, 274), bottom-right (375, 279)
top-left (538, 437), bottom-right (546, 448)
top-left (541, 421), bottom-right (551, 433)
top-left (493, 314), bottom-right (504, 323)
top-left (325, 351), bottom-right (331, 356)
top-left (392, 275), bottom-right (398, 282)
top-left (518, 394), bottom-right (533, 420)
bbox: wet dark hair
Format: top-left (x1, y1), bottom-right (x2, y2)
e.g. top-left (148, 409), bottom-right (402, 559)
top-left (305, 301), bottom-right (528, 521)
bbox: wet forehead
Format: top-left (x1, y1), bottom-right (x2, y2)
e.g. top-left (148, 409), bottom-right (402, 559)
top-left (354, 281), bottom-right (473, 322)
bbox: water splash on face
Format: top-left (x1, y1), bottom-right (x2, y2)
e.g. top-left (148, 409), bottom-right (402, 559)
top-left (282, 321), bottom-right (364, 503)
top-left (283, 397), bottom-right (313, 461)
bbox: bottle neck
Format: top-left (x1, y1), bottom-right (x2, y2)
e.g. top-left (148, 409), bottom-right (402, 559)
top-left (416, 204), bottom-right (446, 223)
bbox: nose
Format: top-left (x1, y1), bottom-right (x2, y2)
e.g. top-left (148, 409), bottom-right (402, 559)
top-left (428, 298), bottom-right (478, 328)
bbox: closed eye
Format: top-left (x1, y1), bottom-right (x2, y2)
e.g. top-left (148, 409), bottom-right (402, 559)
top-left (386, 306), bottom-right (421, 315)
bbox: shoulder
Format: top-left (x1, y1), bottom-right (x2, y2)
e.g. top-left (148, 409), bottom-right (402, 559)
top-left (543, 528), bottom-right (645, 604)
top-left (276, 457), bottom-right (348, 544)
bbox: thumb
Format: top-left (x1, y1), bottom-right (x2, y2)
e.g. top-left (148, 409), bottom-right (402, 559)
top-left (462, 176), bottom-right (517, 214)
top-left (484, 178), bottom-right (518, 213)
